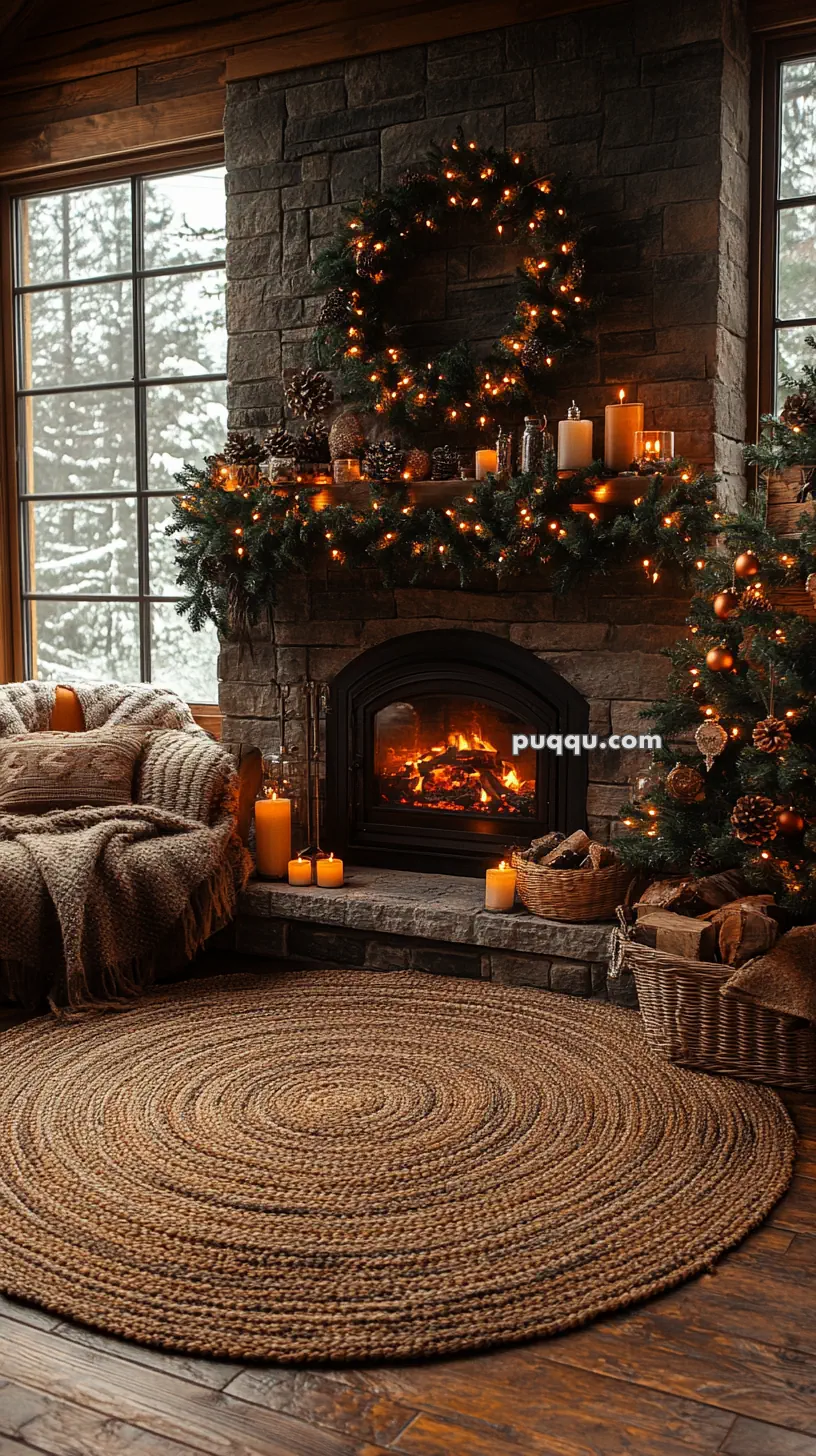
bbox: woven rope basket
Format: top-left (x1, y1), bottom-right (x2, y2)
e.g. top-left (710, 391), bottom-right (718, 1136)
top-left (512, 851), bottom-right (635, 922)
top-left (613, 927), bottom-right (816, 1091)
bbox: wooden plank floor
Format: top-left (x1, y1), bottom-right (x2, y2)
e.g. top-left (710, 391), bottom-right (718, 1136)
top-left (1, 1007), bottom-right (814, 1455)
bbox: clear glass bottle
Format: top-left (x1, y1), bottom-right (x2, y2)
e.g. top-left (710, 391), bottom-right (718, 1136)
top-left (496, 427), bottom-right (513, 478)
top-left (521, 416), bottom-right (543, 475)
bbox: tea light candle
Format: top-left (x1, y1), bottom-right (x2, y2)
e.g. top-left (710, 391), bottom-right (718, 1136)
top-left (316, 852), bottom-right (344, 888)
top-left (604, 389), bottom-right (644, 472)
top-left (557, 401), bottom-right (593, 471)
top-left (633, 429), bottom-right (675, 469)
top-left (485, 859), bottom-right (517, 912)
top-left (287, 855), bottom-right (312, 886)
top-left (333, 457), bottom-right (361, 484)
top-left (254, 792), bottom-right (291, 879)
top-left (475, 448), bottom-right (498, 479)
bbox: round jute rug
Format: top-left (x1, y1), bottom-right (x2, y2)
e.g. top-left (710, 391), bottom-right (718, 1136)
top-left (0, 969), bottom-right (795, 1363)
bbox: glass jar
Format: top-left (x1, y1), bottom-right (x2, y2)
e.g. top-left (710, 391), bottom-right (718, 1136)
top-left (521, 417), bottom-right (543, 475)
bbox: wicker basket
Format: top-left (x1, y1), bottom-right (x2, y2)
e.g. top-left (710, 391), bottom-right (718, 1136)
top-left (613, 927), bottom-right (816, 1091)
top-left (512, 851), bottom-right (635, 922)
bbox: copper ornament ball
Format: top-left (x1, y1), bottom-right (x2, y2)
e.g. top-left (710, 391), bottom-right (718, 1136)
top-left (734, 550), bottom-right (760, 579)
top-left (713, 587), bottom-right (740, 620)
top-left (705, 644), bottom-right (735, 671)
top-left (777, 807), bottom-right (806, 837)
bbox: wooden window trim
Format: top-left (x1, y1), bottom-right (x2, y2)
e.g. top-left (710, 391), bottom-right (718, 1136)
top-left (750, 29), bottom-right (816, 443)
top-left (0, 138), bottom-right (224, 733)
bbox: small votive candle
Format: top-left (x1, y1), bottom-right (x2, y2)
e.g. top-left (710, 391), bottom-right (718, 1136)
top-left (475, 448), bottom-right (498, 479)
top-left (604, 389), bottom-right (644, 473)
top-left (288, 855), bottom-right (312, 886)
top-left (254, 792), bottom-right (291, 879)
top-left (316, 852), bottom-right (344, 888)
top-left (333, 457), bottom-right (361, 484)
top-left (485, 859), bottom-right (517, 912)
top-left (633, 429), bottom-right (675, 469)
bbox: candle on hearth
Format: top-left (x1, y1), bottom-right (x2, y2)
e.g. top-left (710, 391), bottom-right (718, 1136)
top-left (254, 792), bottom-right (291, 879)
top-left (557, 401), bottom-right (593, 471)
top-left (604, 389), bottom-right (644, 472)
top-left (475, 448), bottom-right (498, 480)
top-left (485, 859), bottom-right (517, 912)
top-left (316, 852), bottom-right (344, 888)
top-left (288, 855), bottom-right (312, 886)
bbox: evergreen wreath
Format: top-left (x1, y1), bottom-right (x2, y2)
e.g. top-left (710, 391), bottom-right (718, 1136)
top-left (169, 452), bottom-right (726, 641)
top-left (312, 128), bottom-right (591, 434)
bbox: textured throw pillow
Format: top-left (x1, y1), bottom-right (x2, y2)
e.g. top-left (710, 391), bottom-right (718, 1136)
top-left (0, 727), bottom-right (146, 814)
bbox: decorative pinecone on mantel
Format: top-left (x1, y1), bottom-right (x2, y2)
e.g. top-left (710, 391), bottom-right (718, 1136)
top-left (262, 425), bottom-right (297, 461)
top-left (294, 422), bottom-right (331, 465)
top-left (284, 368), bottom-right (334, 419)
top-left (431, 445), bottom-right (461, 481)
top-left (780, 389), bottom-right (816, 431)
top-left (223, 430), bottom-right (263, 466)
top-left (363, 440), bottom-right (405, 483)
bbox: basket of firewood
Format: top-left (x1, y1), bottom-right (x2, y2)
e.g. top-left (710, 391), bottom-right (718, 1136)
top-left (512, 831), bottom-right (636, 922)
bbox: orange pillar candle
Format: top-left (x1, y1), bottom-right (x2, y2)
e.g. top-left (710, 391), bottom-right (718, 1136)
top-left (288, 855), bottom-right (312, 886)
top-left (604, 389), bottom-right (644, 472)
top-left (316, 852), bottom-right (344, 887)
top-left (254, 792), bottom-right (291, 878)
top-left (485, 860), bottom-right (517, 911)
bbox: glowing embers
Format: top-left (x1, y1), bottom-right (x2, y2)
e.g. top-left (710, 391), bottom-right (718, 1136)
top-left (374, 698), bottom-right (537, 815)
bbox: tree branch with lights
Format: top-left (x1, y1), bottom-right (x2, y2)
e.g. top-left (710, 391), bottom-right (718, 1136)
top-left (618, 507), bottom-right (816, 920)
top-left (312, 128), bottom-right (591, 433)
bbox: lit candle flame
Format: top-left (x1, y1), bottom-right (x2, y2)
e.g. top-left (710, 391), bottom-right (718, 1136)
top-left (618, 388), bottom-right (625, 404)
top-left (499, 860), bottom-right (507, 871)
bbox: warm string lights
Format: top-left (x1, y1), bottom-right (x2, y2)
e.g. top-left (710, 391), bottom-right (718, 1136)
top-left (313, 128), bottom-right (590, 433)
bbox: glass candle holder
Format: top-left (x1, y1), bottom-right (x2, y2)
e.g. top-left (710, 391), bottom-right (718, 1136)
top-left (633, 430), bottom-right (675, 470)
top-left (333, 457), bottom-right (361, 484)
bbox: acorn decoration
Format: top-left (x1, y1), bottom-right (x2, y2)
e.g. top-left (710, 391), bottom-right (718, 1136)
top-left (777, 807), bottom-right (806, 837)
top-left (401, 447), bottom-right (431, 481)
top-left (731, 794), bottom-right (779, 846)
top-left (284, 368), bottom-right (334, 419)
top-left (362, 439), bottom-right (405, 483)
top-left (752, 716), bottom-right (792, 754)
top-left (705, 644), bottom-right (735, 671)
top-left (695, 718), bottom-right (728, 770)
top-left (713, 587), bottom-right (740, 620)
top-left (734, 550), bottom-right (760, 579)
top-left (329, 412), bottom-right (366, 460)
top-left (666, 763), bottom-right (705, 803)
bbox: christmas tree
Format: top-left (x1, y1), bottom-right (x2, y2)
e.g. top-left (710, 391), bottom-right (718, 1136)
top-left (618, 504), bottom-right (816, 921)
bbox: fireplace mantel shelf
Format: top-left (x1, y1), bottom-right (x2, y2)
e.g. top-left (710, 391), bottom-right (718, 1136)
top-left (240, 869), bottom-right (614, 961)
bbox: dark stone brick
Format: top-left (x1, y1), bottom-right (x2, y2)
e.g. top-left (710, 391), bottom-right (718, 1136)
top-left (286, 130), bottom-right (379, 161)
top-left (534, 59), bottom-right (602, 119)
top-left (640, 40), bottom-right (723, 87)
top-left (549, 961), bottom-right (592, 997)
top-left (288, 923), bottom-right (370, 966)
top-left (428, 39), bottom-right (504, 81)
top-left (287, 96), bottom-right (423, 147)
top-left (652, 79), bottom-right (721, 141)
top-left (603, 88), bottom-right (653, 149)
top-left (608, 968), bottom-right (639, 1008)
top-left (548, 113), bottom-right (603, 146)
top-left (236, 916), bottom-right (287, 957)
top-left (227, 163), bottom-right (301, 193)
top-left (426, 71), bottom-right (532, 117)
top-left (309, 203), bottom-right (348, 239)
top-left (226, 236), bottom-right (282, 279)
top-left (301, 153), bottom-right (330, 181)
top-left (228, 330), bottom-right (281, 382)
top-left (346, 46), bottom-right (426, 105)
top-left (226, 191), bottom-right (280, 239)
top-left (281, 181), bottom-right (330, 210)
top-left (331, 146), bottom-right (380, 203)
top-left (225, 88), bottom-right (285, 169)
top-left (653, 252), bottom-right (718, 325)
top-left (227, 280), bottom-right (303, 333)
top-left (285, 78), bottom-right (346, 118)
top-left (505, 17), bottom-right (582, 69)
top-left (282, 210), bottom-right (309, 272)
top-left (409, 945), bottom-right (482, 979)
top-left (259, 62), bottom-right (344, 91)
top-left (381, 110), bottom-right (505, 178)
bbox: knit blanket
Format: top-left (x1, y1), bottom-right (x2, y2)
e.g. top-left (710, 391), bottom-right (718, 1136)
top-left (0, 729), bottom-right (252, 1015)
top-left (0, 680), bottom-right (203, 739)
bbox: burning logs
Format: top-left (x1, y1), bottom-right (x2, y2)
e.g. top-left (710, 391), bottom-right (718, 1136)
top-left (378, 730), bottom-right (535, 815)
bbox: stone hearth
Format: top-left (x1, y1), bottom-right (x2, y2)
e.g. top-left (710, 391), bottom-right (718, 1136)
top-left (227, 868), bottom-right (636, 1004)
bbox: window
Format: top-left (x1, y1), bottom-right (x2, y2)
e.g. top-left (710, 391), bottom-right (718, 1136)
top-left (770, 54), bottom-right (816, 409)
top-left (12, 163), bottom-right (227, 700)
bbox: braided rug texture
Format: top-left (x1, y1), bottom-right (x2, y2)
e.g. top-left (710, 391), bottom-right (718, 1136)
top-left (0, 969), bottom-right (795, 1363)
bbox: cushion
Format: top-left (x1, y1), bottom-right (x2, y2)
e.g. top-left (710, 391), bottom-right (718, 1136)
top-left (49, 686), bottom-right (85, 732)
top-left (0, 727), bottom-right (146, 814)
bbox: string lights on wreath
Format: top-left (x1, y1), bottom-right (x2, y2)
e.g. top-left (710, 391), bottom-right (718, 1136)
top-left (312, 128), bottom-right (591, 434)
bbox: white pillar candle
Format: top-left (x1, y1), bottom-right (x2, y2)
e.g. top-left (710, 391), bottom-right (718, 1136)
top-left (604, 390), bottom-right (644, 472)
top-left (557, 402), bottom-right (593, 471)
top-left (485, 860), bottom-right (517, 912)
top-left (288, 855), bottom-right (312, 886)
top-left (316, 853), bottom-right (344, 888)
top-left (475, 449), bottom-right (498, 479)
top-left (254, 793), bottom-right (291, 879)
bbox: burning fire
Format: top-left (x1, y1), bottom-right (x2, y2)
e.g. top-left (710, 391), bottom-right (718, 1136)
top-left (377, 726), bottom-right (536, 815)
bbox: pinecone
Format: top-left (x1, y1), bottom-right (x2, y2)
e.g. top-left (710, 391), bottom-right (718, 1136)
top-left (294, 422), bottom-right (331, 465)
top-left (319, 289), bottom-right (351, 328)
top-left (752, 716), bottom-right (792, 754)
top-left (329, 412), bottom-right (366, 461)
top-left (689, 846), bottom-right (715, 875)
top-left (520, 337), bottom-right (550, 372)
top-left (363, 440), bottom-right (404, 483)
top-left (261, 425), bottom-right (297, 461)
top-left (431, 445), bottom-right (461, 481)
top-left (731, 794), bottom-right (779, 846)
top-left (284, 368), bottom-right (334, 419)
top-left (780, 390), bottom-right (816, 430)
top-left (223, 431), bottom-right (263, 466)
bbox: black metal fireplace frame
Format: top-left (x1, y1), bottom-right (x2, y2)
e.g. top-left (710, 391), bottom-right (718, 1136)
top-left (324, 629), bottom-right (589, 877)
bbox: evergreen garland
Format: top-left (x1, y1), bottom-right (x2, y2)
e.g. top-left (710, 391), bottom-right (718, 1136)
top-left (169, 453), bottom-right (725, 641)
top-left (745, 333), bottom-right (816, 472)
top-left (311, 127), bottom-right (591, 433)
top-left (618, 504), bottom-right (816, 920)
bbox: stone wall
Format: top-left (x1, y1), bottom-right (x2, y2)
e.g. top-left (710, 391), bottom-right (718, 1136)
top-left (224, 0), bottom-right (750, 502)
